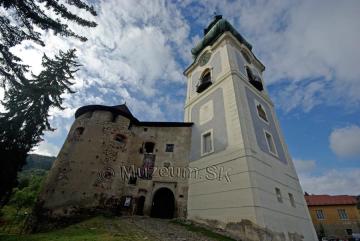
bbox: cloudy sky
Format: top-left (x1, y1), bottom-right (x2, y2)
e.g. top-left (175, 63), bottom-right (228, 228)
top-left (6, 0), bottom-right (360, 195)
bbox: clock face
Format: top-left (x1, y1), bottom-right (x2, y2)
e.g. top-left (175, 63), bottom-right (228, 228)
top-left (198, 51), bottom-right (211, 66)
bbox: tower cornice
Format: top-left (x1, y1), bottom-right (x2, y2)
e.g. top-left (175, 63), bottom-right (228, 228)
top-left (184, 32), bottom-right (265, 77)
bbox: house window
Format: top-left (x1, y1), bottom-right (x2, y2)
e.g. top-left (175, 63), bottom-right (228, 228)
top-left (338, 209), bottom-right (348, 220)
top-left (288, 193), bottom-right (296, 207)
top-left (316, 210), bottom-right (325, 220)
top-left (275, 188), bottom-right (283, 203)
top-left (264, 131), bottom-right (278, 156)
top-left (201, 130), bottom-right (213, 155)
top-left (255, 101), bottom-right (268, 123)
top-left (165, 144), bottom-right (174, 152)
top-left (196, 69), bottom-right (212, 93)
top-left (346, 229), bottom-right (353, 235)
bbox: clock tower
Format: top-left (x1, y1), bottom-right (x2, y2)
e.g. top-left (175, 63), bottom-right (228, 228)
top-left (184, 16), bottom-right (317, 241)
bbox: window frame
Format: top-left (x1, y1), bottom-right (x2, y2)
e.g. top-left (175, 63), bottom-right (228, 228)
top-left (254, 99), bottom-right (269, 124)
top-left (316, 209), bottom-right (325, 220)
top-left (264, 130), bottom-right (278, 157)
top-left (165, 144), bottom-right (174, 152)
top-left (338, 209), bottom-right (349, 220)
top-left (288, 193), bottom-right (296, 207)
top-left (196, 68), bottom-right (213, 93)
top-left (200, 68), bottom-right (211, 84)
top-left (275, 187), bottom-right (283, 203)
top-left (201, 129), bottom-right (214, 156)
top-left (245, 64), bottom-right (264, 91)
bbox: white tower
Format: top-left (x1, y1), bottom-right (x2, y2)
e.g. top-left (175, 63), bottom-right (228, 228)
top-left (184, 16), bottom-right (317, 241)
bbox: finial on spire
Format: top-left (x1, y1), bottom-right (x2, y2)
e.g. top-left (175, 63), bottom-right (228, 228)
top-left (204, 14), bottom-right (223, 35)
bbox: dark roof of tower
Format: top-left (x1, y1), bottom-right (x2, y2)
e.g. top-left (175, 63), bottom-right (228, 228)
top-left (191, 15), bottom-right (253, 58)
top-left (75, 104), bottom-right (193, 127)
top-left (75, 104), bottom-right (138, 122)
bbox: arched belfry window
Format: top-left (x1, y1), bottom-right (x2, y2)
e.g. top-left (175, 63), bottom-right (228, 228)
top-left (246, 66), bottom-right (264, 91)
top-left (196, 68), bottom-right (212, 93)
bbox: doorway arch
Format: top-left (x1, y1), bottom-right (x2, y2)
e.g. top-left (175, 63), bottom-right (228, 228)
top-left (150, 188), bottom-right (175, 219)
top-left (136, 196), bottom-right (145, 216)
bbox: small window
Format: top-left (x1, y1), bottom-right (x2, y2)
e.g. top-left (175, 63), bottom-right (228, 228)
top-left (275, 188), bottom-right (283, 203)
top-left (124, 196), bottom-right (131, 207)
top-left (144, 142), bottom-right (155, 154)
top-left (256, 102), bottom-right (268, 123)
top-left (316, 210), bottom-right (325, 220)
top-left (73, 127), bottom-right (84, 141)
top-left (196, 69), bottom-right (212, 93)
top-left (264, 131), bottom-right (278, 156)
top-left (346, 229), bottom-right (353, 235)
top-left (128, 176), bottom-right (137, 185)
top-left (165, 144), bottom-right (174, 152)
top-left (338, 209), bottom-right (348, 220)
top-left (114, 134), bottom-right (126, 144)
top-left (201, 130), bottom-right (213, 155)
top-left (288, 193), bottom-right (296, 207)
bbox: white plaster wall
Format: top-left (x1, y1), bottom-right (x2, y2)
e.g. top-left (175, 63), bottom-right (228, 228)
top-left (185, 32), bottom-right (317, 240)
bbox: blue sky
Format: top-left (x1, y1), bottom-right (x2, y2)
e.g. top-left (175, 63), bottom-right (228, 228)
top-left (4, 0), bottom-right (360, 195)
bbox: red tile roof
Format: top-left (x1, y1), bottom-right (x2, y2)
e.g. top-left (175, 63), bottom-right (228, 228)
top-left (305, 195), bottom-right (357, 206)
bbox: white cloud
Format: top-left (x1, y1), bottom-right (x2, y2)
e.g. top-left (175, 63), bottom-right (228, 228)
top-left (294, 158), bottom-right (360, 195)
top-left (31, 142), bottom-right (60, 157)
top-left (299, 169), bottom-right (360, 195)
top-left (330, 125), bottom-right (360, 159)
top-left (188, 0), bottom-right (360, 112)
top-left (293, 159), bottom-right (316, 173)
top-left (6, 0), bottom-right (360, 122)
top-left (0, 88), bottom-right (4, 113)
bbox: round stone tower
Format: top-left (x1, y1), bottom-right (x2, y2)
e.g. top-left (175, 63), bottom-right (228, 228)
top-left (37, 105), bottom-right (137, 219)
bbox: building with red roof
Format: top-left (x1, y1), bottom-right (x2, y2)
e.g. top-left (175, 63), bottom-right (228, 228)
top-left (305, 194), bottom-right (360, 240)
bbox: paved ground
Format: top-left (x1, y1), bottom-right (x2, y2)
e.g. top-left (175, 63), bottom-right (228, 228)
top-left (119, 216), bottom-right (219, 241)
top-left (1, 216), bottom-right (230, 241)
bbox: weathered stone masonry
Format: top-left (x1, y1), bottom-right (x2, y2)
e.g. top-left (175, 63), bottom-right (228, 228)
top-left (38, 104), bottom-right (192, 220)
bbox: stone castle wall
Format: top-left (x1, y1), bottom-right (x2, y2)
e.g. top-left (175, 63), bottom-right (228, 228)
top-left (38, 109), bottom-right (192, 220)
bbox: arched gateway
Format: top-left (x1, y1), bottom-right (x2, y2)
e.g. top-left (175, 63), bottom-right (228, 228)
top-left (150, 188), bottom-right (175, 219)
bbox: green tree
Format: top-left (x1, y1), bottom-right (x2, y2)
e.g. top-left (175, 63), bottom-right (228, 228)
top-left (10, 169), bottom-right (46, 213)
top-left (0, 0), bottom-right (97, 207)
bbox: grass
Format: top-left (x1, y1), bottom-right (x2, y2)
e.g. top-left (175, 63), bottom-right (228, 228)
top-left (0, 205), bottom-right (31, 234)
top-left (0, 214), bottom-right (237, 241)
top-left (0, 216), bottom-right (156, 241)
top-left (172, 220), bottom-right (236, 241)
